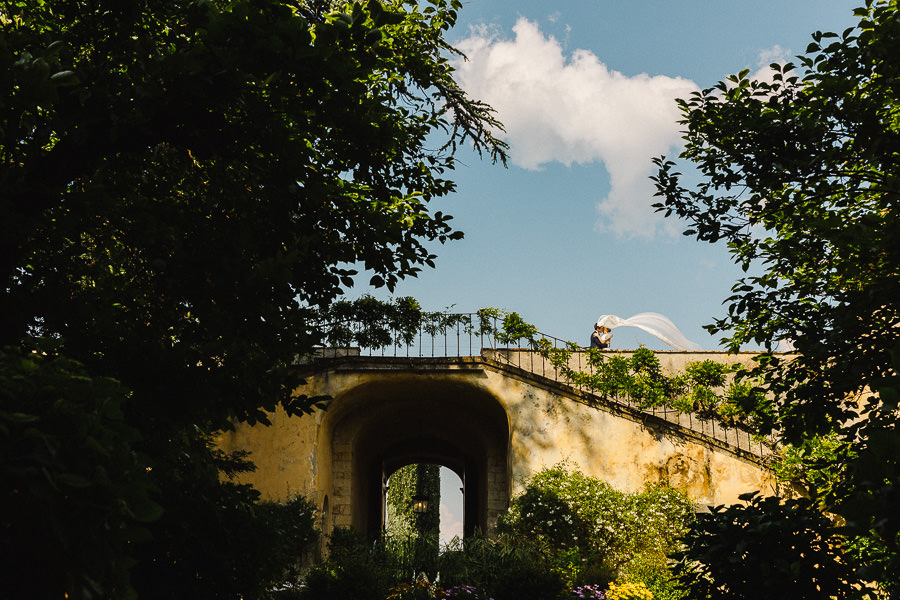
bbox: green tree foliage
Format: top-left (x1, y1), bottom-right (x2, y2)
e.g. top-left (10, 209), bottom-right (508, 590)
top-left (0, 0), bottom-right (506, 598)
top-left (673, 493), bottom-right (866, 600)
top-left (495, 311), bottom-right (538, 345)
top-left (0, 348), bottom-right (157, 600)
top-left (652, 0), bottom-right (900, 593)
top-left (772, 432), bottom-right (858, 505)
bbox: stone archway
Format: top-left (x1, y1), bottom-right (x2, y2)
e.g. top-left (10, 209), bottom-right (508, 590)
top-left (323, 374), bottom-right (510, 538)
top-left (216, 353), bottom-right (776, 544)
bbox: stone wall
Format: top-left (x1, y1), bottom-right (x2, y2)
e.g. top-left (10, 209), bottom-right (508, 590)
top-left (217, 351), bottom-right (776, 540)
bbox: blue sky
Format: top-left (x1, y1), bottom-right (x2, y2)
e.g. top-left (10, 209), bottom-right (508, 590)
top-left (370, 0), bottom-right (864, 542)
top-left (361, 0), bottom-right (862, 354)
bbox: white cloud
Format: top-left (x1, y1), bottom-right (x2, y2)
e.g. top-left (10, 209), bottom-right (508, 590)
top-left (439, 501), bottom-right (463, 545)
top-left (757, 44), bottom-right (790, 67)
top-left (751, 44), bottom-right (794, 84)
top-left (454, 19), bottom-right (698, 238)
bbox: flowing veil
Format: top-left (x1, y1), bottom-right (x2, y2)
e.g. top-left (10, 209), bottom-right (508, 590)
top-left (596, 312), bottom-right (702, 351)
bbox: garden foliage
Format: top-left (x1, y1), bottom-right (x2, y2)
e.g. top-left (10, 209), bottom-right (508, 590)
top-left (301, 527), bottom-right (565, 600)
top-left (673, 492), bottom-right (866, 600)
top-left (497, 464), bottom-right (694, 599)
top-left (0, 348), bottom-right (157, 600)
top-left (385, 463), bottom-right (442, 575)
top-left (538, 343), bottom-right (770, 431)
top-left (652, 0), bottom-right (900, 593)
top-left (0, 0), bottom-right (506, 597)
top-left (299, 465), bottom-right (691, 599)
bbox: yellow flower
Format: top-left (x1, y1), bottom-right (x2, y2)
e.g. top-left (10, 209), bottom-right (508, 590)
top-left (606, 580), bottom-right (653, 600)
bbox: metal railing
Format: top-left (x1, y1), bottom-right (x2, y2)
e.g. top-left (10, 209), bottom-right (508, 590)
top-left (315, 312), bottom-right (509, 358)
top-left (485, 348), bottom-right (771, 458)
top-left (315, 314), bottom-right (772, 458)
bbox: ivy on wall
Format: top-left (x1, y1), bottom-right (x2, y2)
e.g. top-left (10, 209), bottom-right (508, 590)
top-left (385, 463), bottom-right (441, 568)
top-left (538, 343), bottom-right (772, 432)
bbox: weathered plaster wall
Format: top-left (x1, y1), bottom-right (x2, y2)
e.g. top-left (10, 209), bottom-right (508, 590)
top-left (217, 351), bottom-right (775, 540)
top-left (219, 362), bottom-right (511, 536)
top-left (482, 365), bottom-right (772, 505)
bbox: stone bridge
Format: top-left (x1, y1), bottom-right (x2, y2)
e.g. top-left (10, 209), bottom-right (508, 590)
top-left (218, 348), bottom-right (776, 539)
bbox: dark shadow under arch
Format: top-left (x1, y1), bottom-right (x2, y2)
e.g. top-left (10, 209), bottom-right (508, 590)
top-left (325, 374), bottom-right (510, 538)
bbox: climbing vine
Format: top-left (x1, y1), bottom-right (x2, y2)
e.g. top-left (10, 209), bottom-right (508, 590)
top-left (385, 464), bottom-right (442, 571)
top-left (386, 464), bottom-right (441, 535)
top-left (537, 341), bottom-right (772, 430)
top-left (313, 297), bottom-right (532, 351)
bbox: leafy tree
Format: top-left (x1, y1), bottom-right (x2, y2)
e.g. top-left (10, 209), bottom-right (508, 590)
top-left (0, 348), bottom-right (158, 600)
top-left (0, 0), bottom-right (506, 598)
top-left (652, 0), bottom-right (900, 593)
top-left (673, 493), bottom-right (866, 600)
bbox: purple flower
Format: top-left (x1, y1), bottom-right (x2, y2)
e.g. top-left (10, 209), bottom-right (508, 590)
top-left (442, 585), bottom-right (494, 600)
top-left (570, 584), bottom-right (606, 600)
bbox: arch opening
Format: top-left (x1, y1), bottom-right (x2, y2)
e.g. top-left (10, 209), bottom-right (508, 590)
top-left (383, 462), bottom-right (465, 550)
top-left (323, 375), bottom-right (510, 539)
top-left (383, 462), bottom-right (441, 568)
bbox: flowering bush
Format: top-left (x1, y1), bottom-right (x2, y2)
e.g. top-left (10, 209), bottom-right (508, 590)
top-left (497, 463), bottom-right (692, 597)
top-left (301, 465), bottom-right (689, 600)
top-left (571, 584), bottom-right (607, 599)
top-left (387, 580), bottom-right (444, 600)
top-left (441, 584), bottom-right (494, 599)
top-left (606, 581), bottom-right (653, 600)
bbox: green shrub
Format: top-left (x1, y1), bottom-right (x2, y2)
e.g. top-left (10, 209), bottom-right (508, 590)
top-left (673, 492), bottom-right (866, 599)
top-left (438, 533), bottom-right (566, 600)
top-left (0, 349), bottom-right (155, 600)
top-left (627, 347), bottom-right (669, 409)
top-left (497, 464), bottom-right (694, 590)
top-left (300, 527), bottom-right (393, 600)
top-left (497, 312), bottom-right (538, 345)
top-left (620, 554), bottom-right (684, 600)
top-left (301, 563), bottom-right (389, 600)
top-left (256, 495), bottom-right (320, 581)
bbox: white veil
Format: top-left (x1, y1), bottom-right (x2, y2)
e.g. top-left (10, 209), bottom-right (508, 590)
top-left (596, 312), bottom-right (702, 351)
